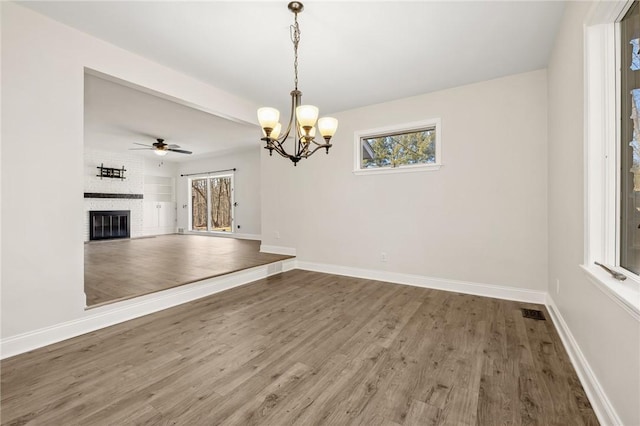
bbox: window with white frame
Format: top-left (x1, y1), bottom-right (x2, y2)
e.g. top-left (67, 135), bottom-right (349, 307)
top-left (584, 0), bottom-right (640, 315)
top-left (353, 119), bottom-right (442, 175)
top-left (619, 1), bottom-right (640, 274)
top-left (188, 174), bottom-right (234, 233)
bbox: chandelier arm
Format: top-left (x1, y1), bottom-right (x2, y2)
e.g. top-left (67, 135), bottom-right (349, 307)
top-left (278, 89), bottom-right (299, 150)
top-left (269, 143), bottom-right (290, 159)
top-left (262, 136), bottom-right (286, 157)
top-left (269, 139), bottom-right (290, 158)
top-left (304, 143), bottom-right (333, 158)
top-left (296, 134), bottom-right (305, 158)
top-left (307, 139), bottom-right (328, 147)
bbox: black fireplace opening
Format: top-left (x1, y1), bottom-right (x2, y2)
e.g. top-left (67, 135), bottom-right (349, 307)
top-left (89, 210), bottom-right (130, 241)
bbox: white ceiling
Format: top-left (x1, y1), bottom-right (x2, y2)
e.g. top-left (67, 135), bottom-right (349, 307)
top-left (84, 73), bottom-right (259, 161)
top-left (25, 1), bottom-right (565, 158)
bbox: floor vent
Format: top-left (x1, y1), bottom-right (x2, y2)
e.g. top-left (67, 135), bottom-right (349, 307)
top-left (267, 262), bottom-right (283, 275)
top-left (521, 308), bottom-right (546, 321)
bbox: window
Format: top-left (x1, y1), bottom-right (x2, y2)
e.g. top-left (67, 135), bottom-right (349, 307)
top-left (353, 118), bottom-right (441, 175)
top-left (619, 1), bottom-right (640, 274)
top-left (584, 0), bottom-right (640, 316)
top-left (189, 174), bottom-right (234, 233)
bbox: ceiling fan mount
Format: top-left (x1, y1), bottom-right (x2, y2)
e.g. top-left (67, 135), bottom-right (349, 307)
top-left (130, 138), bottom-right (192, 156)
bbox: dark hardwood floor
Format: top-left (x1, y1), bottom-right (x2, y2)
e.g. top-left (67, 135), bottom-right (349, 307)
top-left (2, 270), bottom-right (598, 425)
top-left (84, 234), bottom-right (293, 306)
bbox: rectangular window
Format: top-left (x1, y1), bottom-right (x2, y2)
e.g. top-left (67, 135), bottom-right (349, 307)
top-left (619, 1), bottom-right (640, 274)
top-left (354, 118), bottom-right (441, 175)
top-left (583, 0), bottom-right (639, 317)
top-left (189, 174), bottom-right (234, 233)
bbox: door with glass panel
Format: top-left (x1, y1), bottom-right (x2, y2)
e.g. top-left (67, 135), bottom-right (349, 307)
top-left (190, 175), bottom-right (234, 232)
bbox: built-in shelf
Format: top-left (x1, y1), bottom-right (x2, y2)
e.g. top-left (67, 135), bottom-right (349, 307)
top-left (144, 175), bottom-right (174, 202)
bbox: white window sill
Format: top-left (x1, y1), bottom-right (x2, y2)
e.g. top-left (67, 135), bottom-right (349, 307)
top-left (353, 164), bottom-right (442, 176)
top-left (580, 264), bottom-right (640, 321)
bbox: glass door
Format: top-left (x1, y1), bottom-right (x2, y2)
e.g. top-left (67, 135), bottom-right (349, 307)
top-left (210, 176), bottom-right (233, 232)
top-left (189, 175), bottom-right (234, 233)
top-left (191, 178), bottom-right (209, 231)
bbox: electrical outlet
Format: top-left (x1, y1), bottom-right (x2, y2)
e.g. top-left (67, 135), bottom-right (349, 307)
top-left (556, 278), bottom-right (560, 294)
top-left (381, 252), bottom-right (388, 262)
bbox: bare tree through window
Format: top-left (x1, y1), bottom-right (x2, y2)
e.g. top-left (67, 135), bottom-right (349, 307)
top-left (210, 177), bottom-right (232, 231)
top-left (190, 175), bottom-right (233, 232)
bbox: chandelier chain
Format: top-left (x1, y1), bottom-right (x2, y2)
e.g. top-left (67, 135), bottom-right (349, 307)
top-left (290, 13), bottom-right (301, 91)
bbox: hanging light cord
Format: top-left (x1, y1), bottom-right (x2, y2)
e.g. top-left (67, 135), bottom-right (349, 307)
top-left (290, 13), bottom-right (301, 91)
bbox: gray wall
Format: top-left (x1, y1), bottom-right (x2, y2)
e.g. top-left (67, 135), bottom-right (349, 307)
top-left (547, 2), bottom-right (640, 424)
top-left (261, 69), bottom-right (549, 292)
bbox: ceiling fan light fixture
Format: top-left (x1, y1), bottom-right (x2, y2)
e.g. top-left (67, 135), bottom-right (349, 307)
top-left (258, 2), bottom-right (338, 165)
top-left (130, 138), bottom-right (192, 156)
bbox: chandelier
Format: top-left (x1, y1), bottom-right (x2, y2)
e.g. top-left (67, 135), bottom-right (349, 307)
top-left (257, 1), bottom-right (338, 166)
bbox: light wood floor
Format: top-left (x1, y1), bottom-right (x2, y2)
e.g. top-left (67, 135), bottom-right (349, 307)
top-left (2, 270), bottom-right (597, 425)
top-left (84, 235), bottom-right (293, 306)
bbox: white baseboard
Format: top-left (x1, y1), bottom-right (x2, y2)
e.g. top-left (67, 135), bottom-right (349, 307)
top-left (260, 244), bottom-right (297, 256)
top-left (231, 233), bottom-right (261, 241)
top-left (545, 295), bottom-right (621, 426)
top-left (184, 231), bottom-right (261, 241)
top-left (0, 259), bottom-right (296, 360)
top-left (296, 261), bottom-right (547, 304)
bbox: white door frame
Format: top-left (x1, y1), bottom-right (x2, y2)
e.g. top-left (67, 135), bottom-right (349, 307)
top-left (187, 173), bottom-right (234, 234)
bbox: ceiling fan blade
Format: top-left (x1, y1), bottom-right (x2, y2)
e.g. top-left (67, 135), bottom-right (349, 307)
top-left (133, 142), bottom-right (152, 147)
top-left (168, 148), bottom-right (192, 154)
top-left (129, 148), bottom-right (153, 150)
top-left (167, 144), bottom-right (180, 149)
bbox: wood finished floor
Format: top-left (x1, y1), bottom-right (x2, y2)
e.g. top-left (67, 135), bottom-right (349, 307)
top-left (84, 235), bottom-right (292, 306)
top-left (2, 270), bottom-right (597, 425)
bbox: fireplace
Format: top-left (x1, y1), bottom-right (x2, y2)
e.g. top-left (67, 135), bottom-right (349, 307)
top-left (89, 210), bottom-right (130, 241)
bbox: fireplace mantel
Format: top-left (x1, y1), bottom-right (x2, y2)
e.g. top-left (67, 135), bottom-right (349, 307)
top-left (84, 193), bottom-right (143, 199)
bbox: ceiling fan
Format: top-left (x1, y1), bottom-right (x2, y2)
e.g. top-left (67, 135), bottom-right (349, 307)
top-left (130, 138), bottom-right (192, 156)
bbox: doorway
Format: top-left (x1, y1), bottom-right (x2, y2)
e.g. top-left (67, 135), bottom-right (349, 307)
top-left (190, 174), bottom-right (234, 233)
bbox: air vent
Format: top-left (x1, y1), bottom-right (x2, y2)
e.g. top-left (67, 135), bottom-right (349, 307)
top-left (521, 308), bottom-right (546, 321)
